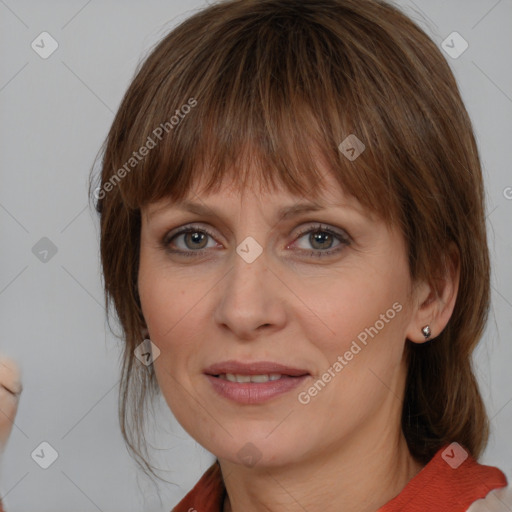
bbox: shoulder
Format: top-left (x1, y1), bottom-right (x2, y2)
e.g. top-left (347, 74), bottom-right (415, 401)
top-left (417, 444), bottom-right (508, 510)
top-left (465, 483), bottom-right (512, 511)
top-left (379, 443), bottom-right (508, 511)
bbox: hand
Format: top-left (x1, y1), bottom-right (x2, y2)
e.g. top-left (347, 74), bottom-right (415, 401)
top-left (0, 355), bottom-right (22, 455)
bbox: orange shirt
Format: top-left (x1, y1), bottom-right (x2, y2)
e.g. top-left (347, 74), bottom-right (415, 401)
top-left (171, 444), bottom-right (509, 512)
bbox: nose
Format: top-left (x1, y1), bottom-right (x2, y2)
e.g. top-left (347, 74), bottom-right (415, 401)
top-left (213, 246), bottom-right (287, 341)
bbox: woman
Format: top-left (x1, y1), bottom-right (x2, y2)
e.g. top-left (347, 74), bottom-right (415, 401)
top-left (94, 0), bottom-right (510, 510)
top-left (1, 0), bottom-right (509, 510)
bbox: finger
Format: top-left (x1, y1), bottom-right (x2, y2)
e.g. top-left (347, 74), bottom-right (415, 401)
top-left (0, 357), bottom-right (22, 450)
top-left (0, 356), bottom-right (22, 398)
top-left (0, 383), bottom-right (22, 399)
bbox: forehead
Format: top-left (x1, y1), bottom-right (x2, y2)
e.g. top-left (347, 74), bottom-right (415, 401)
top-left (144, 158), bottom-right (372, 221)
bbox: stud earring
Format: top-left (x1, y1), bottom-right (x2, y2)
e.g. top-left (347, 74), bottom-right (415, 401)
top-left (421, 325), bottom-right (432, 340)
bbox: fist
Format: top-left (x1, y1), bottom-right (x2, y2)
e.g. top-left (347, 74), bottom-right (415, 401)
top-left (0, 355), bottom-right (22, 454)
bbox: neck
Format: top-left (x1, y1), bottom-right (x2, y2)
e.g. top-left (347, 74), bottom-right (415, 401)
top-left (220, 429), bottom-right (424, 512)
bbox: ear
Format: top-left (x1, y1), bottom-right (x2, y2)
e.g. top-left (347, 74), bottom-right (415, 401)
top-left (405, 243), bottom-right (460, 344)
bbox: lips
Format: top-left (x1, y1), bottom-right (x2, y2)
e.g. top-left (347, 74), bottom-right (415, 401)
top-left (204, 360), bottom-right (310, 377)
top-left (203, 360), bottom-right (311, 404)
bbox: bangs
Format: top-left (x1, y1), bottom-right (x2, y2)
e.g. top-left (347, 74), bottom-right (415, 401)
top-left (102, 1), bottom-right (414, 227)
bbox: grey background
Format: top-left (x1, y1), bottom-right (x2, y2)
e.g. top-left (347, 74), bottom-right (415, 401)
top-left (0, 0), bottom-right (511, 510)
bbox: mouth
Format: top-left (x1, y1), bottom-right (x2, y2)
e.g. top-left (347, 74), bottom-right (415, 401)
top-left (204, 360), bottom-right (310, 378)
top-left (203, 360), bottom-right (311, 404)
top-left (214, 373), bottom-right (298, 383)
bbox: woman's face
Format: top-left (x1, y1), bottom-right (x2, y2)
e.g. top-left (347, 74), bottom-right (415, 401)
top-left (138, 164), bottom-right (422, 468)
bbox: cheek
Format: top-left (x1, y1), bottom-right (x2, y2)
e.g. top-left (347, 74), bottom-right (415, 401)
top-left (137, 252), bottom-right (216, 406)
top-left (299, 273), bottom-right (407, 344)
top-left (138, 249), bottom-right (199, 341)
top-left (139, 281), bottom-right (203, 372)
top-left (138, 262), bottom-right (203, 419)
top-left (291, 254), bottom-right (411, 382)
top-left (291, 274), bottom-right (410, 429)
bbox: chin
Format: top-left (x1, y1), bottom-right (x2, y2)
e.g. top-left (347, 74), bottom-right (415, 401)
top-left (208, 433), bottom-right (308, 469)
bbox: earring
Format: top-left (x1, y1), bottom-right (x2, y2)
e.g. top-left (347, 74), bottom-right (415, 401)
top-left (421, 325), bottom-right (431, 340)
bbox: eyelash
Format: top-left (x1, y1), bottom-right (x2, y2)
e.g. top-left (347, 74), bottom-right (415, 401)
top-left (162, 223), bottom-right (351, 259)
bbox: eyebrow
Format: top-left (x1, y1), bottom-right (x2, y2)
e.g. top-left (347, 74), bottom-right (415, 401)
top-left (172, 200), bottom-right (327, 221)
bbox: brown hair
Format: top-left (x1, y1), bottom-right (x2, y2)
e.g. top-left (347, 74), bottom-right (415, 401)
top-left (91, 0), bottom-right (490, 480)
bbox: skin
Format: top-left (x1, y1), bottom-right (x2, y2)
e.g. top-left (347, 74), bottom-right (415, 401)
top-left (0, 356), bottom-right (22, 457)
top-left (138, 161), bottom-right (459, 512)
